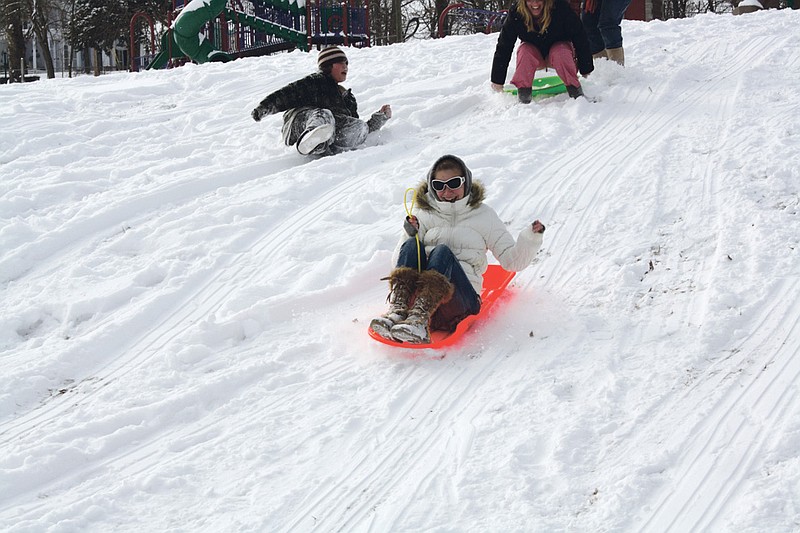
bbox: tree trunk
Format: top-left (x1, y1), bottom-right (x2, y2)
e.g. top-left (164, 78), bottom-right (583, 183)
top-left (5, 2), bottom-right (26, 82)
top-left (68, 0), bottom-right (76, 76)
top-left (390, 0), bottom-right (402, 42)
top-left (31, 17), bottom-right (56, 78)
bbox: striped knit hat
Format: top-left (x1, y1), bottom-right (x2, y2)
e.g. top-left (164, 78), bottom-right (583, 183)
top-left (317, 46), bottom-right (348, 69)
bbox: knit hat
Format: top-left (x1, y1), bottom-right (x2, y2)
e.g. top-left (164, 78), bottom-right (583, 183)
top-left (426, 154), bottom-right (473, 200)
top-left (318, 46), bottom-right (348, 69)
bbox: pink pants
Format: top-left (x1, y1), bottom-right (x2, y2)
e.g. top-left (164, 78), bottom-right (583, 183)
top-left (510, 41), bottom-right (580, 89)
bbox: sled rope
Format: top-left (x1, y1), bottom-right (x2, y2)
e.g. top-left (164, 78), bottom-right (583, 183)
top-left (404, 187), bottom-right (422, 272)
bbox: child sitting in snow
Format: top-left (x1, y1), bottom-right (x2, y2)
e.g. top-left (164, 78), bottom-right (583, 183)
top-left (370, 154), bottom-right (546, 344)
top-left (251, 46), bottom-right (392, 156)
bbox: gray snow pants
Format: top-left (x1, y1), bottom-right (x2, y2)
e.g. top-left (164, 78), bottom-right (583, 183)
top-left (281, 107), bottom-right (369, 155)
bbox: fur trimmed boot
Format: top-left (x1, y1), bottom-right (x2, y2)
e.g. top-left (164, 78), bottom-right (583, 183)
top-left (592, 50), bottom-right (607, 60)
top-left (606, 47), bottom-right (625, 66)
top-left (369, 267), bottom-right (419, 339)
top-left (390, 270), bottom-right (454, 344)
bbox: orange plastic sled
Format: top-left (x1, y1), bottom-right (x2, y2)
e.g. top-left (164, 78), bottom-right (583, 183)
top-left (368, 265), bottom-right (516, 349)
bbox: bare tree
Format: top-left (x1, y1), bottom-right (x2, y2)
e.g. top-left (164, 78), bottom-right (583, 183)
top-left (24, 0), bottom-right (61, 78)
top-left (1, 0), bottom-right (27, 81)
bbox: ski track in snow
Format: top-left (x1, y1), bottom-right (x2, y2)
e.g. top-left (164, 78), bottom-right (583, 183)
top-left (638, 278), bottom-right (800, 532)
top-left (1, 10), bottom-right (800, 532)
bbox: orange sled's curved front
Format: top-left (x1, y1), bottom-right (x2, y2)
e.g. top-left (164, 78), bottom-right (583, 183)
top-left (368, 265), bottom-right (516, 349)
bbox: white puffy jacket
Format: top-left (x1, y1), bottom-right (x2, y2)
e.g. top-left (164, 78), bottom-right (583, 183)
top-left (393, 181), bottom-right (543, 294)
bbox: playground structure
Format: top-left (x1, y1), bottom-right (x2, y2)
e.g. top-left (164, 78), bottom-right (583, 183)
top-left (436, 3), bottom-right (507, 38)
top-left (131, 0), bottom-right (370, 71)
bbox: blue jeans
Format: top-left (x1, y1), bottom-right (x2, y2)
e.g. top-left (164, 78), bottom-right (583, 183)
top-left (581, 0), bottom-right (632, 53)
top-left (396, 239), bottom-right (481, 332)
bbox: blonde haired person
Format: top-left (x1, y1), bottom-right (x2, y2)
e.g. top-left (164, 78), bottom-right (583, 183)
top-left (490, 0), bottom-right (594, 102)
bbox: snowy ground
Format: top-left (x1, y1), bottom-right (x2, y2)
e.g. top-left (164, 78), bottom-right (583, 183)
top-left (2, 9), bottom-right (800, 532)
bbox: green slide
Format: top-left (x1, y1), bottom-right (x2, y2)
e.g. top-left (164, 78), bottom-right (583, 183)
top-left (172, 0), bottom-right (232, 64)
top-left (146, 32), bottom-right (186, 70)
top-left (146, 0), bottom-right (308, 69)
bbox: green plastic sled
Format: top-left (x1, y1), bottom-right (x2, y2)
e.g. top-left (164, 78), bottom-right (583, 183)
top-left (504, 75), bottom-right (567, 97)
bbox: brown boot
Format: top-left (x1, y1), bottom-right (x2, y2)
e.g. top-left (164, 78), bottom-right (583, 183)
top-left (390, 270), bottom-right (454, 344)
top-left (370, 267), bottom-right (419, 339)
top-left (592, 50), bottom-right (608, 60)
top-left (606, 47), bottom-right (625, 66)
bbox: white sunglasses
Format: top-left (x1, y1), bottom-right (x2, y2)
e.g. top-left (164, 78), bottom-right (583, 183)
top-left (431, 176), bottom-right (465, 191)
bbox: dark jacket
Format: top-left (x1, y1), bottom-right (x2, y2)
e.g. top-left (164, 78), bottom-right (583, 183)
top-left (257, 72), bottom-right (359, 119)
top-left (491, 0), bottom-right (594, 85)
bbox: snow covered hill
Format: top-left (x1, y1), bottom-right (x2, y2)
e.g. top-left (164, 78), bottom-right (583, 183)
top-left (1, 9), bottom-right (799, 532)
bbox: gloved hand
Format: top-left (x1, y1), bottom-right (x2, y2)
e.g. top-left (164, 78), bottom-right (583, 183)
top-left (367, 106), bottom-right (391, 133)
top-left (404, 215), bottom-right (419, 236)
top-left (251, 105), bottom-right (269, 122)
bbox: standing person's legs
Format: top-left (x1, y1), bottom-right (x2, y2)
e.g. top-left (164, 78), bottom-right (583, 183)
top-left (581, 7), bottom-right (606, 56)
top-left (425, 245), bottom-right (480, 332)
top-left (597, 0), bottom-right (631, 51)
top-left (547, 42), bottom-right (581, 88)
top-left (510, 42), bottom-right (546, 89)
top-left (597, 0), bottom-right (631, 64)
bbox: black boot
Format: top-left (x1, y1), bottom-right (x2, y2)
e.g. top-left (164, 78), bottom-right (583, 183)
top-left (517, 87), bottom-right (533, 104)
top-left (566, 85), bottom-right (584, 99)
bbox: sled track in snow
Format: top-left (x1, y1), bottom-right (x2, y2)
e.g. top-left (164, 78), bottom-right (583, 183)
top-left (0, 154), bottom-right (330, 440)
top-left (0, 148), bottom-right (393, 506)
top-left (275, 349), bottom-right (510, 530)
top-left (636, 278), bottom-right (800, 532)
top-left (0, 152), bottom-right (308, 286)
top-left (483, 32), bottom-right (796, 530)
top-left (502, 34), bottom-right (779, 297)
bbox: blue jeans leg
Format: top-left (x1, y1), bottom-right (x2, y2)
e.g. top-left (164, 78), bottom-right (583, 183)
top-left (425, 245), bottom-right (481, 332)
top-left (396, 237), bottom-right (425, 270)
top-left (581, 9), bottom-right (606, 55)
top-left (582, 0), bottom-right (631, 52)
